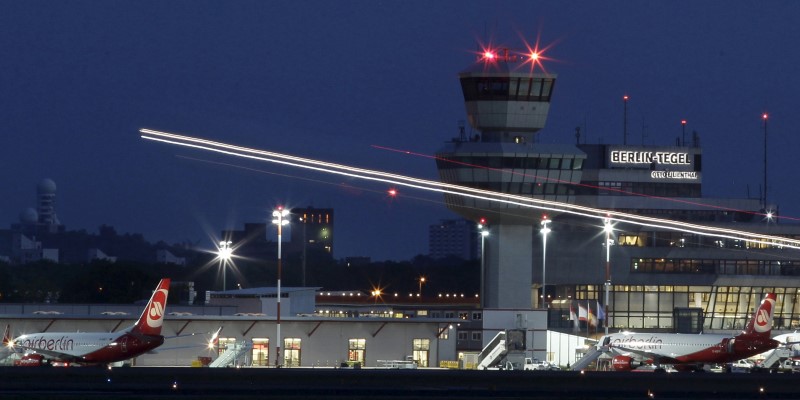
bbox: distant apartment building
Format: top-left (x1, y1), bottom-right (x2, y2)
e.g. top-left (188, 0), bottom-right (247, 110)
top-left (11, 233), bottom-right (58, 264)
top-left (289, 207), bottom-right (334, 256)
top-left (428, 219), bottom-right (478, 260)
top-left (220, 207), bottom-right (334, 261)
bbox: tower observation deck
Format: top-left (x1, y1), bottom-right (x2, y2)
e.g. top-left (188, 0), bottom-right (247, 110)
top-left (436, 47), bottom-right (585, 309)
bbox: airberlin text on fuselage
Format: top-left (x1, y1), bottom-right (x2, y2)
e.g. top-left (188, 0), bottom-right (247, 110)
top-left (20, 336), bottom-right (74, 352)
top-left (610, 335), bottom-right (663, 350)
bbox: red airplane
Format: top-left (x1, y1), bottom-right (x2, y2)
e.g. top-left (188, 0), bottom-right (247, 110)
top-left (599, 293), bottom-right (779, 371)
top-left (3, 278), bottom-right (170, 366)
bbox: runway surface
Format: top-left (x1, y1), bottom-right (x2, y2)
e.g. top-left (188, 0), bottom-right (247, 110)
top-left (1, 367), bottom-right (799, 399)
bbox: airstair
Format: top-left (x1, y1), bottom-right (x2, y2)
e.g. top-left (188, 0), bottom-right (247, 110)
top-left (759, 347), bottom-right (794, 369)
top-left (570, 347), bottom-right (604, 371)
top-left (209, 340), bottom-right (253, 368)
top-left (476, 332), bottom-right (507, 370)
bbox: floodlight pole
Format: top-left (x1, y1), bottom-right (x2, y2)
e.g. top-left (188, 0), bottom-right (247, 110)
top-left (272, 207), bottom-right (290, 367)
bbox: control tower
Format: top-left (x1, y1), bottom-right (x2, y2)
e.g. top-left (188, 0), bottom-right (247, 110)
top-left (437, 48), bottom-right (586, 309)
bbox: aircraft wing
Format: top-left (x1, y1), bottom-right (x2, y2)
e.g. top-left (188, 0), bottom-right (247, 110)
top-left (608, 343), bottom-right (682, 365)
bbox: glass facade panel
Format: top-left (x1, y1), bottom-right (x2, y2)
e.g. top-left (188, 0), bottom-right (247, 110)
top-left (284, 338), bottom-right (301, 367)
top-left (629, 293), bottom-right (644, 312)
top-left (252, 338), bottom-right (269, 366)
top-left (412, 339), bottom-right (430, 367)
top-left (563, 285), bottom-right (800, 333)
top-left (348, 338), bottom-right (366, 364)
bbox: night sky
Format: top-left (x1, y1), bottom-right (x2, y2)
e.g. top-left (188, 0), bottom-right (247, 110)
top-left (3, 1), bottom-right (800, 261)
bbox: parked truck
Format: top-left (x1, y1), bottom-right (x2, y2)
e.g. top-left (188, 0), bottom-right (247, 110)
top-left (523, 358), bottom-right (559, 371)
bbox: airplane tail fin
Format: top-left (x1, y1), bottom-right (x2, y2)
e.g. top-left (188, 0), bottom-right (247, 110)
top-left (2, 325), bottom-right (11, 346)
top-left (209, 326), bottom-right (223, 349)
top-left (132, 278), bottom-right (171, 336)
top-left (740, 293), bottom-right (776, 339)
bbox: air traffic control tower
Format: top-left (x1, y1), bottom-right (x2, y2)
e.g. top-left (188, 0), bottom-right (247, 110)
top-left (436, 48), bottom-right (586, 309)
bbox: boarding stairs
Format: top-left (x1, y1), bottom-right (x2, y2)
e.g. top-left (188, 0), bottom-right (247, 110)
top-left (476, 332), bottom-right (507, 370)
top-left (210, 340), bottom-right (253, 368)
top-left (759, 347), bottom-right (794, 369)
top-left (570, 346), bottom-right (604, 371)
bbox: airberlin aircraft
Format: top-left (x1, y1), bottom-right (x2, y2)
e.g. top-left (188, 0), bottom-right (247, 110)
top-left (599, 293), bottom-right (778, 371)
top-left (2, 278), bottom-right (170, 366)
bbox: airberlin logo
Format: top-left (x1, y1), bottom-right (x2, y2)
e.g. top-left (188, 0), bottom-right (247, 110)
top-left (754, 298), bottom-right (775, 333)
top-left (146, 289), bottom-right (168, 328)
top-left (610, 335), bottom-right (663, 350)
top-left (20, 336), bottom-right (74, 352)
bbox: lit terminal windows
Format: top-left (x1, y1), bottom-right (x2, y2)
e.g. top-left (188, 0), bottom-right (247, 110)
top-left (252, 338), bottom-right (269, 366)
top-left (412, 339), bottom-right (430, 367)
top-left (283, 338), bottom-right (301, 367)
top-left (348, 338), bottom-right (366, 365)
top-left (631, 258), bottom-right (795, 276)
top-left (564, 285), bottom-right (800, 332)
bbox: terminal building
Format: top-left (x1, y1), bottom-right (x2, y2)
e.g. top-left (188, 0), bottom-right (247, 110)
top-left (435, 44), bottom-right (800, 361)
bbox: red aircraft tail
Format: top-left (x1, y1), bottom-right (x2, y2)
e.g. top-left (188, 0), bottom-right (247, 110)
top-left (132, 278), bottom-right (171, 336)
top-left (740, 293), bottom-right (776, 339)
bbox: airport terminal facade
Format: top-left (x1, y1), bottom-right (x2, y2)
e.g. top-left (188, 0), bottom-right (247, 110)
top-left (435, 48), bottom-right (800, 345)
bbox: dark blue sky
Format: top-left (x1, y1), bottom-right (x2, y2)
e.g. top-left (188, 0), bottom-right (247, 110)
top-left (3, 1), bottom-right (799, 261)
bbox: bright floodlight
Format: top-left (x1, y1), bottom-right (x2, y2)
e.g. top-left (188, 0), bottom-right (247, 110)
top-left (529, 52), bottom-right (539, 60)
top-left (272, 208), bottom-right (290, 225)
top-left (540, 218), bottom-right (551, 234)
top-left (603, 218), bottom-right (614, 234)
top-left (218, 240), bottom-right (233, 260)
top-left (481, 229), bottom-right (489, 237)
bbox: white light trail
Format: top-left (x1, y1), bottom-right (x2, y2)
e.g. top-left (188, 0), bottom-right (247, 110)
top-left (140, 128), bottom-right (800, 250)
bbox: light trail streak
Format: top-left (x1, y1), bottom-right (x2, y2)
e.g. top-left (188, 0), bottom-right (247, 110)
top-left (140, 129), bottom-right (800, 250)
top-left (371, 144), bottom-right (800, 223)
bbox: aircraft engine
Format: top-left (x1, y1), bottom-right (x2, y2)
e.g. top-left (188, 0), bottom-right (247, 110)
top-left (14, 353), bottom-right (45, 367)
top-left (611, 355), bottom-right (643, 371)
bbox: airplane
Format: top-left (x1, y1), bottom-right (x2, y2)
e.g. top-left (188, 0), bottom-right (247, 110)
top-left (598, 292), bottom-right (778, 371)
top-left (2, 278), bottom-right (170, 367)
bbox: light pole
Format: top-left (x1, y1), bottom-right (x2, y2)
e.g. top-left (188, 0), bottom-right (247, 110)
top-left (623, 95), bottom-right (629, 145)
top-left (763, 112), bottom-right (768, 209)
top-left (540, 218), bottom-right (551, 308)
top-left (272, 206), bottom-right (290, 367)
top-left (418, 276), bottom-right (426, 298)
top-left (603, 218), bottom-right (614, 335)
top-left (218, 240), bottom-right (232, 291)
top-left (299, 216), bottom-right (307, 287)
top-left (479, 225), bottom-right (489, 309)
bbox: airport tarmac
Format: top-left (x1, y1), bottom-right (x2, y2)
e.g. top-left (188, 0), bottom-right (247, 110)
top-left (1, 367), bottom-right (800, 399)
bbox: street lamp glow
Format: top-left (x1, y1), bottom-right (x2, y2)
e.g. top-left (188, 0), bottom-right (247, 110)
top-left (272, 206), bottom-right (290, 368)
top-left (217, 240), bottom-right (233, 291)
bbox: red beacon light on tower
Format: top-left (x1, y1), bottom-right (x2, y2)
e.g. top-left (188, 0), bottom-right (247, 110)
top-left (478, 47), bottom-right (521, 63)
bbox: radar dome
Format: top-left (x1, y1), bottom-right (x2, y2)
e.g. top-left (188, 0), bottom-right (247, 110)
top-left (37, 179), bottom-right (57, 194)
top-left (19, 208), bottom-right (38, 224)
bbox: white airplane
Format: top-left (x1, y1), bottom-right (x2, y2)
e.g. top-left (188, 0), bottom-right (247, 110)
top-left (598, 292), bottom-right (778, 371)
top-left (2, 278), bottom-right (170, 366)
